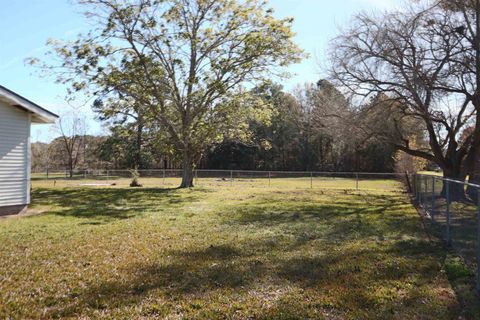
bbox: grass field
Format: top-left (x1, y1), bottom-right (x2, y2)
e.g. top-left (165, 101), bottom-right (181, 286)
top-left (0, 178), bottom-right (477, 319)
top-left (31, 174), bottom-right (403, 192)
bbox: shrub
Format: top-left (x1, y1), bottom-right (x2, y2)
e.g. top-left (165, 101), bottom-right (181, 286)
top-left (129, 169), bottom-right (143, 187)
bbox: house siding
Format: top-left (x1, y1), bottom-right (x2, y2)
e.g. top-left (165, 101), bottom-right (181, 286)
top-left (0, 101), bottom-right (30, 207)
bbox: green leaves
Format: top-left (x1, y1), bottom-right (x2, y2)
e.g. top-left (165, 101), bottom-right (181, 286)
top-left (39, 0), bottom-right (304, 183)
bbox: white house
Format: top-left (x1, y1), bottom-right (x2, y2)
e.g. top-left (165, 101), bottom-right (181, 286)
top-left (0, 85), bottom-right (58, 216)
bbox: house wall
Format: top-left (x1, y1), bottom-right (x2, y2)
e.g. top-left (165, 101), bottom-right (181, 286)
top-left (0, 101), bottom-right (30, 212)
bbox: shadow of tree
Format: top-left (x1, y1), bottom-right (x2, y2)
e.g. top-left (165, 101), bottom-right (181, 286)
top-left (42, 192), bottom-right (455, 318)
top-left (48, 239), bottom-right (448, 318)
top-left (31, 187), bottom-right (208, 223)
top-left (221, 193), bottom-right (424, 244)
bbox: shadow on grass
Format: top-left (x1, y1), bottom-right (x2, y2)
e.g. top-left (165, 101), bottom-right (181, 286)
top-left (48, 239), bottom-right (451, 318)
top-left (31, 187), bottom-right (208, 224)
top-left (222, 193), bottom-right (425, 243)
top-left (42, 192), bottom-right (459, 318)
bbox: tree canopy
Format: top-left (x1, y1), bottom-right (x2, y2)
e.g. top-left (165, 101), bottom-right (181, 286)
top-left (34, 0), bottom-right (304, 187)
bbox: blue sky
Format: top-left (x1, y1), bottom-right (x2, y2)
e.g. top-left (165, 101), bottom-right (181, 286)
top-left (0, 0), bottom-right (395, 142)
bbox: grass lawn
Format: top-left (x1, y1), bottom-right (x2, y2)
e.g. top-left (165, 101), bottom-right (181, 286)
top-left (0, 179), bottom-right (475, 319)
top-left (31, 174), bottom-right (403, 192)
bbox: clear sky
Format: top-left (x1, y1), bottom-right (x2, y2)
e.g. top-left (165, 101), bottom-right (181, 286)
top-left (0, 0), bottom-right (395, 142)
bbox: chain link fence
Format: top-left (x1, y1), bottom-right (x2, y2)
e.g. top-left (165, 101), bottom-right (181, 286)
top-left (30, 170), bottom-right (480, 294)
top-left (414, 174), bottom-right (480, 294)
top-left (32, 169), bottom-right (404, 191)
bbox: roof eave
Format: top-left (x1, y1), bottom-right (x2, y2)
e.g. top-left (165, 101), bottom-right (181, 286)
top-left (0, 86), bottom-right (59, 124)
top-left (31, 113), bottom-right (58, 124)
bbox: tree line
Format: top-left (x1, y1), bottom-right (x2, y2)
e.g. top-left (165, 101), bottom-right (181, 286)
top-left (33, 79), bottom-right (406, 175)
top-left (33, 0), bottom-right (479, 193)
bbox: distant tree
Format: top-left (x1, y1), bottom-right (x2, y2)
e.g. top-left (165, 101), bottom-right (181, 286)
top-left (31, 142), bottom-right (50, 172)
top-left (249, 82), bottom-right (302, 170)
top-left (97, 123), bottom-right (168, 169)
top-left (34, 0), bottom-right (304, 188)
top-left (55, 115), bottom-right (86, 177)
top-left (93, 99), bottom-right (151, 169)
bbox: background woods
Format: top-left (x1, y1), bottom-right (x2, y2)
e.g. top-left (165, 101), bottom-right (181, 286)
top-left (33, 80), bottom-right (402, 173)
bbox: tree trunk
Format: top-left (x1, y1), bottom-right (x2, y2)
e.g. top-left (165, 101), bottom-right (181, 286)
top-left (466, 109), bottom-right (480, 201)
top-left (69, 159), bottom-right (74, 178)
top-left (467, 144), bottom-right (480, 202)
top-left (179, 151), bottom-right (195, 188)
top-left (135, 119), bottom-right (143, 170)
top-left (466, 0), bottom-right (480, 202)
top-left (441, 168), bottom-right (467, 202)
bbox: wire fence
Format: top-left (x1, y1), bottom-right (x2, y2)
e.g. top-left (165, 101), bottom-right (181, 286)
top-left (414, 173), bottom-right (480, 294)
top-left (30, 170), bottom-right (480, 294)
top-left (32, 169), bottom-right (405, 191)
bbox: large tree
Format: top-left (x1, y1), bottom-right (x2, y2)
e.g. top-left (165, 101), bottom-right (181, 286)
top-left (431, 0), bottom-right (480, 199)
top-left (329, 3), bottom-right (476, 197)
top-left (35, 0), bottom-right (303, 188)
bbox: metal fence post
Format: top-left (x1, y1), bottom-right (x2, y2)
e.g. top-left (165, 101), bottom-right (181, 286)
top-left (356, 173), bottom-right (359, 190)
top-left (431, 176), bottom-right (435, 222)
top-left (268, 171), bottom-right (271, 187)
top-left (163, 168), bottom-right (166, 185)
top-left (446, 180), bottom-right (451, 246)
top-left (414, 174), bottom-right (418, 202)
top-left (310, 172), bottom-right (313, 189)
top-left (195, 169), bottom-right (198, 186)
top-left (477, 189), bottom-right (480, 294)
top-left (422, 175), bottom-right (425, 206)
top-left (418, 175), bottom-right (422, 206)
top-left (230, 170), bottom-right (233, 187)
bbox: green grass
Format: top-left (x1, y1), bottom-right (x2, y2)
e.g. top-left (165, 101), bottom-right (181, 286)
top-left (31, 175), bottom-right (403, 192)
top-left (0, 179), bottom-right (473, 319)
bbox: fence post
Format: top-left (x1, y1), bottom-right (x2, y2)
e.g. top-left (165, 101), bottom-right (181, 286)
top-left (420, 176), bottom-right (427, 206)
top-left (163, 168), bottom-right (166, 185)
top-left (268, 171), bottom-right (271, 187)
top-left (230, 170), bottom-right (233, 187)
top-left (446, 180), bottom-right (451, 247)
top-left (431, 176), bottom-right (436, 222)
top-left (46, 168), bottom-right (49, 180)
top-left (476, 189), bottom-right (480, 294)
top-left (356, 173), bottom-right (359, 190)
top-left (414, 174), bottom-right (418, 202)
top-left (195, 169), bottom-right (198, 186)
top-left (418, 175), bottom-right (422, 206)
top-left (310, 172), bottom-right (313, 189)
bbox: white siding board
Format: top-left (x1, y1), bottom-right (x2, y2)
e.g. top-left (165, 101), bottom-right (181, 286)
top-left (0, 101), bottom-right (30, 207)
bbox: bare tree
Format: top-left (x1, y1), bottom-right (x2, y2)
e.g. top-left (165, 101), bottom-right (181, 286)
top-left (55, 114), bottom-right (86, 178)
top-left (329, 3), bottom-right (476, 198)
top-left (428, 0), bottom-right (480, 198)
